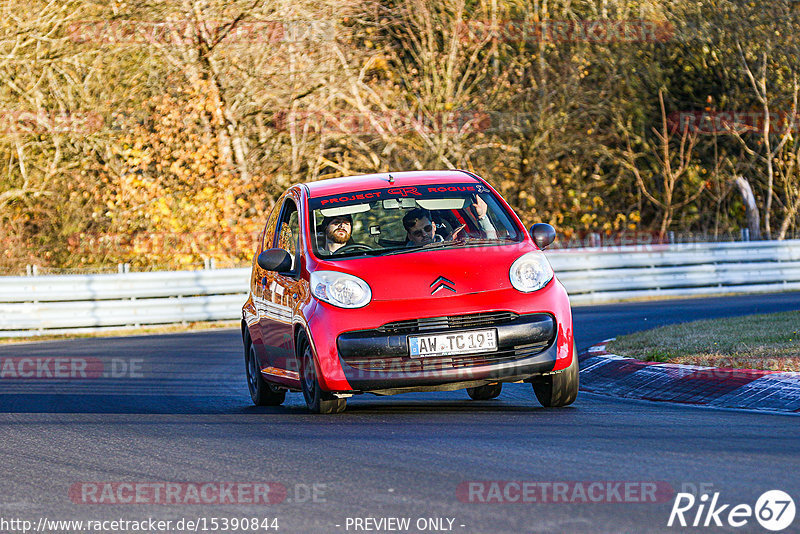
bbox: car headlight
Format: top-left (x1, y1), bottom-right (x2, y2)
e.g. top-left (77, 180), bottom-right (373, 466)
top-left (310, 271), bottom-right (372, 308)
top-left (509, 251), bottom-right (554, 293)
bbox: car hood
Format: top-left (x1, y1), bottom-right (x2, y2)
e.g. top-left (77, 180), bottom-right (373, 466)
top-left (317, 242), bottom-right (538, 301)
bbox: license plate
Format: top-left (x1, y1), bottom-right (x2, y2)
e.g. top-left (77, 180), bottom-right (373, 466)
top-left (408, 329), bottom-right (498, 358)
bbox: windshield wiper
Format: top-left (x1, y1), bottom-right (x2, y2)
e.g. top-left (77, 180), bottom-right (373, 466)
top-left (352, 238), bottom-right (518, 258)
top-left (331, 247), bottom-right (399, 258)
top-left (376, 241), bottom-right (449, 256)
top-left (381, 240), bottom-right (472, 256)
top-left (458, 237), bottom-right (518, 246)
top-left (421, 240), bottom-right (464, 250)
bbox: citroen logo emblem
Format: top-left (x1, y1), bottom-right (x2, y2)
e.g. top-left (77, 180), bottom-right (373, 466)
top-left (430, 276), bottom-right (456, 295)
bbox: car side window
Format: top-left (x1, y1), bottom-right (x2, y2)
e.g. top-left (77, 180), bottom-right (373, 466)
top-left (275, 199), bottom-right (300, 272)
top-left (261, 200), bottom-right (283, 251)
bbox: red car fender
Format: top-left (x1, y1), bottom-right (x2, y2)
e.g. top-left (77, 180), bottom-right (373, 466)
top-left (550, 278), bottom-right (575, 371)
top-left (304, 303), bottom-right (353, 392)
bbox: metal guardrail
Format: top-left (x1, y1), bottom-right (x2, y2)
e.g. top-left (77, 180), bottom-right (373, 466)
top-left (0, 270), bottom-right (251, 337)
top-left (1, 240), bottom-right (799, 336)
top-left (546, 240), bottom-right (800, 304)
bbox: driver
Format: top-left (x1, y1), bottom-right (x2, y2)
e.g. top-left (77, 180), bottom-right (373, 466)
top-left (319, 214), bottom-right (353, 255)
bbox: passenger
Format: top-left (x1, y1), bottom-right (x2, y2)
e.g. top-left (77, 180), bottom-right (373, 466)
top-left (402, 196), bottom-right (497, 246)
top-left (471, 195), bottom-right (498, 239)
top-left (402, 208), bottom-right (443, 246)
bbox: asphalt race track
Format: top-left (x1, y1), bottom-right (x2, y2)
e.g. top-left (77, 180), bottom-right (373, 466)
top-left (1, 292), bottom-right (799, 534)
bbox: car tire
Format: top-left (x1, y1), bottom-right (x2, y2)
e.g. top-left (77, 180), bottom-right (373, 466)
top-left (297, 333), bottom-right (346, 414)
top-left (466, 382), bottom-right (502, 400)
top-left (245, 335), bottom-right (286, 406)
top-left (531, 346), bottom-right (579, 407)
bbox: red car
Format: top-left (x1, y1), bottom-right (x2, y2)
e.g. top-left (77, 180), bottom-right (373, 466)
top-left (241, 170), bottom-right (577, 413)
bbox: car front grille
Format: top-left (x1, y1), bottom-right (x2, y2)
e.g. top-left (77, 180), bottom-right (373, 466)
top-left (376, 311), bottom-right (519, 334)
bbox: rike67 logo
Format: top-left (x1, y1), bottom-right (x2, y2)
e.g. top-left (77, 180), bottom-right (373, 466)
top-left (668, 490), bottom-right (796, 531)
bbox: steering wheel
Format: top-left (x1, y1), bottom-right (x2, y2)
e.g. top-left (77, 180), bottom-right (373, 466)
top-left (334, 243), bottom-right (374, 254)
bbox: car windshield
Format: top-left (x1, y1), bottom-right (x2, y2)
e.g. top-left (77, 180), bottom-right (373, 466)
top-left (308, 182), bottom-right (523, 258)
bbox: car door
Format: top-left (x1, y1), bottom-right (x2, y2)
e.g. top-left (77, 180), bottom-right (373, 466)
top-left (250, 198), bottom-right (282, 362)
top-left (258, 196), bottom-right (302, 376)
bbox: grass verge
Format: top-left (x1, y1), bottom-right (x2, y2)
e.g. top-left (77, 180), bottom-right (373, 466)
top-left (606, 311), bottom-right (800, 372)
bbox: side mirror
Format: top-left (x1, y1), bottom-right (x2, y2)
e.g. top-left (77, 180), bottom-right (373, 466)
top-left (530, 223), bottom-right (556, 250)
top-left (257, 248), bottom-right (293, 272)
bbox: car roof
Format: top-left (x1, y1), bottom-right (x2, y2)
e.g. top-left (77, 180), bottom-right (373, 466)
top-left (303, 170), bottom-right (479, 197)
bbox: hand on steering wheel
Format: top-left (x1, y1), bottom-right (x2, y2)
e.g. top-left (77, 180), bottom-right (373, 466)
top-left (334, 243), bottom-right (374, 254)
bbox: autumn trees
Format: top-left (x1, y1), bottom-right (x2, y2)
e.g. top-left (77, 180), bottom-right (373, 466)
top-left (1, 0), bottom-right (800, 272)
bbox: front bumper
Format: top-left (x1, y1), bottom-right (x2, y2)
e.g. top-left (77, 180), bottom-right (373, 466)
top-left (336, 312), bottom-right (558, 391)
top-left (305, 279), bottom-right (574, 392)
